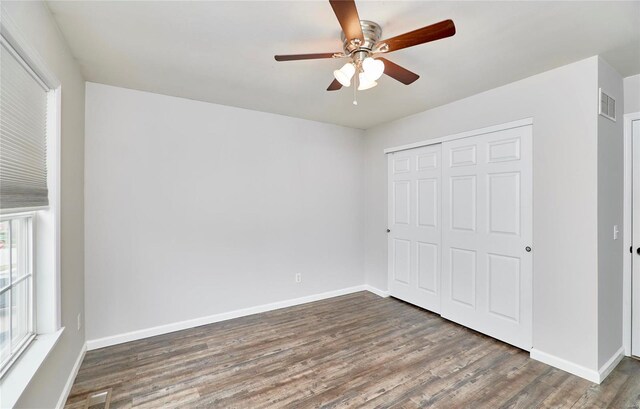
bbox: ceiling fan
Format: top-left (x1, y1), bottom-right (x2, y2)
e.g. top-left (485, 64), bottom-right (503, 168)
top-left (274, 0), bottom-right (456, 104)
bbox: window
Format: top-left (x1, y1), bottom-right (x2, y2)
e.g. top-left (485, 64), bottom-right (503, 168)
top-left (0, 34), bottom-right (50, 377)
top-left (0, 213), bottom-right (35, 374)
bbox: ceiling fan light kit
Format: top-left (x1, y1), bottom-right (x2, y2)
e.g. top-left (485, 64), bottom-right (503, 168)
top-left (357, 73), bottom-right (377, 91)
top-left (274, 0), bottom-right (456, 104)
top-left (334, 62), bottom-right (356, 87)
top-left (333, 57), bottom-right (383, 88)
top-left (362, 57), bottom-right (385, 82)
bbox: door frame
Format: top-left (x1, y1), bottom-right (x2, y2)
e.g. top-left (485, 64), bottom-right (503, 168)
top-left (623, 111), bottom-right (640, 356)
top-left (384, 118), bottom-right (533, 154)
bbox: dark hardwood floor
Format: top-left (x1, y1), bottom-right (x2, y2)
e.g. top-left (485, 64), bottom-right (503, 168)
top-left (64, 292), bottom-right (640, 408)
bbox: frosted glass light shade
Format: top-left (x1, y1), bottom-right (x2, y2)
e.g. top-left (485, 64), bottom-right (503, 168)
top-left (333, 63), bottom-right (356, 87)
top-left (362, 57), bottom-right (384, 81)
top-left (357, 73), bottom-right (377, 90)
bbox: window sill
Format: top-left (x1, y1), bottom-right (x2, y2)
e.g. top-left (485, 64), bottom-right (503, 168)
top-left (0, 328), bottom-right (64, 409)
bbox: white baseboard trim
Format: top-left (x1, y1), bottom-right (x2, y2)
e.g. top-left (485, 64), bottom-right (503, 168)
top-left (364, 285), bottom-right (389, 298)
top-left (530, 349), bottom-right (600, 383)
top-left (55, 342), bottom-right (86, 409)
top-left (530, 349), bottom-right (600, 384)
top-left (598, 346), bottom-right (625, 383)
top-left (87, 285), bottom-right (385, 351)
top-left (531, 346), bottom-right (625, 384)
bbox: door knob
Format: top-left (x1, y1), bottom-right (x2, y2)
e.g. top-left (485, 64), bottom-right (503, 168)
top-left (387, 229), bottom-right (391, 233)
top-left (525, 246), bottom-right (531, 252)
top-left (636, 247), bottom-right (640, 255)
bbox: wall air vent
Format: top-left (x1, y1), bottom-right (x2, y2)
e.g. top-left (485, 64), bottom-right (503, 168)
top-left (599, 88), bottom-right (616, 122)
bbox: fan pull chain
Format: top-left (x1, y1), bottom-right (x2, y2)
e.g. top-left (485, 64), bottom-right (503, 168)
top-left (353, 72), bottom-right (358, 105)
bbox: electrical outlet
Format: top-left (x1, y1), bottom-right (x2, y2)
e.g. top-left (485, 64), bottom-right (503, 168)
top-left (295, 273), bottom-right (302, 283)
top-left (613, 225), bottom-right (619, 240)
top-left (77, 313), bottom-right (81, 331)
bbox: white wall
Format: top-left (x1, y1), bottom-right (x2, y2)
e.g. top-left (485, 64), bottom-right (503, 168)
top-left (1, 2), bottom-right (87, 408)
top-left (597, 58), bottom-right (624, 368)
top-left (626, 74), bottom-right (640, 114)
top-left (364, 57), bottom-right (601, 371)
top-left (84, 83), bottom-right (365, 343)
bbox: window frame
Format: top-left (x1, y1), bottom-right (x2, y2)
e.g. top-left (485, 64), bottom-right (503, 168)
top-left (0, 10), bottom-right (62, 402)
top-left (0, 212), bottom-right (37, 377)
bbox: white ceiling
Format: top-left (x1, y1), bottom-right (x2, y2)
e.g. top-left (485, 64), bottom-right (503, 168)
top-left (46, 1), bottom-right (640, 129)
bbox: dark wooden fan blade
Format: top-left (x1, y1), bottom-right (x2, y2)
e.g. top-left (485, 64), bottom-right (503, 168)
top-left (379, 19), bottom-right (455, 53)
top-left (329, 0), bottom-right (364, 42)
top-left (378, 58), bottom-right (419, 85)
top-left (274, 53), bottom-right (337, 61)
top-left (327, 78), bottom-right (343, 91)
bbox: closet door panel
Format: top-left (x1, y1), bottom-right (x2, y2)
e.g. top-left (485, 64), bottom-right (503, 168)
top-left (388, 144), bottom-right (442, 313)
top-left (441, 125), bottom-right (532, 350)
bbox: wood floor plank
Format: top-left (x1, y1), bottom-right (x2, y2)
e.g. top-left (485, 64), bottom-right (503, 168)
top-left (535, 374), bottom-right (591, 409)
top-left (64, 292), bottom-right (640, 409)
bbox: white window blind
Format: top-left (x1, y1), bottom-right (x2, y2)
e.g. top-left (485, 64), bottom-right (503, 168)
top-left (0, 39), bottom-right (49, 210)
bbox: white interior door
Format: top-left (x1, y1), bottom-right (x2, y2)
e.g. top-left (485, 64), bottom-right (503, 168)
top-left (441, 125), bottom-right (533, 350)
top-left (388, 144), bottom-right (442, 313)
top-left (632, 119), bottom-right (640, 356)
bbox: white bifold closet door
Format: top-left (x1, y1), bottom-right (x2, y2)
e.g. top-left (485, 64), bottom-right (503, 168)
top-left (388, 144), bottom-right (442, 313)
top-left (441, 125), bottom-right (532, 350)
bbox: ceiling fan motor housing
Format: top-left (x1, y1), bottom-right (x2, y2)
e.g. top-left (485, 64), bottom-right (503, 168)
top-left (341, 20), bottom-right (382, 56)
